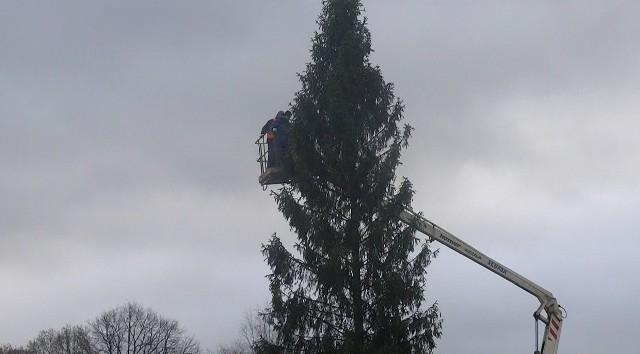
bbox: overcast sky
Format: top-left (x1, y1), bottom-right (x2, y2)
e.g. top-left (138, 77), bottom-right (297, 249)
top-left (1, 1), bottom-right (639, 353)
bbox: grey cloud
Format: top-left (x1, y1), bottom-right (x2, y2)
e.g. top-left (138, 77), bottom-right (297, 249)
top-left (1, 1), bottom-right (639, 353)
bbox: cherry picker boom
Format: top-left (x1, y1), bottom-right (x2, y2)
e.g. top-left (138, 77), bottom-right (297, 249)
top-left (256, 140), bottom-right (565, 353)
top-left (398, 208), bottom-right (564, 354)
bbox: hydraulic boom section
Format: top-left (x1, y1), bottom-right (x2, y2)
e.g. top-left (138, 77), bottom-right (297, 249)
top-left (398, 208), bottom-right (564, 354)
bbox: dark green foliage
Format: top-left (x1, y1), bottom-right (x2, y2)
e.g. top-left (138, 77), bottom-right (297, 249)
top-left (262, 0), bottom-right (442, 353)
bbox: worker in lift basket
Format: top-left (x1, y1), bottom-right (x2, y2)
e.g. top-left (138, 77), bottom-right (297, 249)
top-left (272, 110), bottom-right (291, 166)
top-left (260, 111), bottom-right (280, 168)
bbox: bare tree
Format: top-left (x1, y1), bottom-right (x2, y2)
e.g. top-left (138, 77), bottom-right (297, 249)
top-left (27, 329), bottom-right (57, 354)
top-left (89, 307), bottom-right (125, 354)
top-left (0, 344), bottom-right (33, 354)
top-left (59, 325), bottom-right (95, 354)
top-left (175, 336), bottom-right (200, 354)
top-left (89, 302), bottom-right (201, 354)
top-left (27, 325), bottom-right (94, 354)
top-left (217, 307), bottom-right (281, 354)
top-left (215, 341), bottom-right (246, 354)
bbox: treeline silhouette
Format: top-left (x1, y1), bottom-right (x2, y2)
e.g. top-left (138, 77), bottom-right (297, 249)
top-left (0, 302), bottom-right (200, 354)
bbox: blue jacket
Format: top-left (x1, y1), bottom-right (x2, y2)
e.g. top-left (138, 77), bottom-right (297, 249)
top-left (272, 113), bottom-right (289, 149)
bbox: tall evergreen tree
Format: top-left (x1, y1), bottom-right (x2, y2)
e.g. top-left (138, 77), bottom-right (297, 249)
top-left (262, 0), bottom-right (442, 353)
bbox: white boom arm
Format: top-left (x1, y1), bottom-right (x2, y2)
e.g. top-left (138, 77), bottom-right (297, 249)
top-left (399, 208), bottom-right (563, 354)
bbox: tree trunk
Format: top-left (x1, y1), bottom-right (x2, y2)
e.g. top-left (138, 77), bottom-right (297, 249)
top-left (349, 204), bottom-right (364, 353)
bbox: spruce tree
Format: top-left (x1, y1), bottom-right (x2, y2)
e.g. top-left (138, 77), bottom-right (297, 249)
top-left (262, 1), bottom-right (442, 352)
